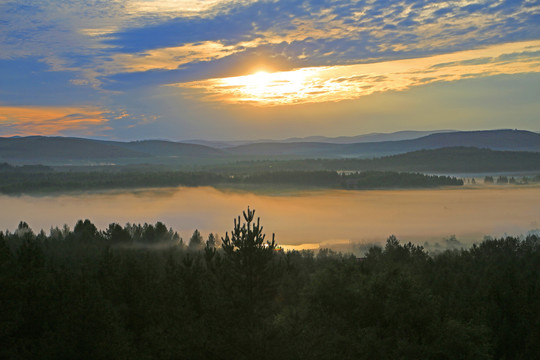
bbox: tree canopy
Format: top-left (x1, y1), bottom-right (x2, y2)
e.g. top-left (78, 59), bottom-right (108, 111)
top-left (0, 211), bottom-right (538, 359)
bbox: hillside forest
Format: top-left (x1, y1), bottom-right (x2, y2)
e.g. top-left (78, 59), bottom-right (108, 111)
top-left (1, 208), bottom-right (538, 359)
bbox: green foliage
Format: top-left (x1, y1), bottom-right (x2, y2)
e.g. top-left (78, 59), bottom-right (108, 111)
top-left (73, 219), bottom-right (99, 242)
top-left (218, 208), bottom-right (279, 321)
top-left (0, 216), bottom-right (538, 359)
top-left (345, 171), bottom-right (463, 188)
top-left (221, 207), bottom-right (276, 256)
top-left (104, 223), bottom-right (131, 243)
top-left (188, 229), bottom-right (203, 250)
top-left (0, 168), bottom-right (463, 194)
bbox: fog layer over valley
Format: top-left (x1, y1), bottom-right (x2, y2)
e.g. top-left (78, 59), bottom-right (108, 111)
top-left (2, 186), bottom-right (539, 250)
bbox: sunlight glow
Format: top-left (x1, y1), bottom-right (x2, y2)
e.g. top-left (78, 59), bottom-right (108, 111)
top-left (176, 40), bottom-right (540, 106)
top-left (218, 69), bottom-right (320, 104)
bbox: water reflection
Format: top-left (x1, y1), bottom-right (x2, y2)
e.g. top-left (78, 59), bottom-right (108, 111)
top-left (1, 186), bottom-right (539, 248)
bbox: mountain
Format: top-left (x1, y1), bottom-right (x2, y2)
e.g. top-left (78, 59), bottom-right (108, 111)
top-left (225, 142), bottom-right (343, 157)
top-left (179, 139), bottom-right (253, 148)
top-left (0, 136), bottom-right (148, 163)
top-left (228, 130), bottom-right (540, 158)
top-left (0, 136), bottom-right (223, 164)
top-left (181, 130), bottom-right (453, 148)
top-left (115, 140), bottom-right (224, 157)
top-left (399, 129), bottom-right (540, 150)
top-left (1, 130), bottom-right (538, 165)
top-left (281, 130), bottom-right (455, 144)
top-left (323, 147), bottom-right (540, 173)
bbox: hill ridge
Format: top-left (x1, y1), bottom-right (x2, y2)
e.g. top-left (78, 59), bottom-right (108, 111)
top-left (1, 129), bottom-right (539, 164)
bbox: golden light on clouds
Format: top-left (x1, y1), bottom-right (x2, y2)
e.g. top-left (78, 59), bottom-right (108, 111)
top-left (108, 41), bottom-right (243, 73)
top-left (126, 0), bottom-right (258, 18)
top-left (0, 106), bottom-right (110, 136)
top-left (176, 40), bottom-right (540, 106)
top-left (218, 69), bottom-right (320, 104)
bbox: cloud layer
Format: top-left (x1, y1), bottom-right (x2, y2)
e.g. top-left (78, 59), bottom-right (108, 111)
top-left (1, 0), bottom-right (539, 138)
top-left (0, 106), bottom-right (111, 137)
top-left (176, 40), bottom-right (540, 105)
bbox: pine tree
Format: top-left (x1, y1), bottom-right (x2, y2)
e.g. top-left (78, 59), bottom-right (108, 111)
top-left (220, 207), bottom-right (277, 312)
top-left (189, 229), bottom-right (203, 250)
top-left (216, 207), bottom-right (280, 359)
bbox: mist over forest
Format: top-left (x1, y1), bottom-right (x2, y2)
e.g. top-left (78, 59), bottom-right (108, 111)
top-left (2, 117), bottom-right (540, 360)
top-left (1, 209), bottom-right (539, 359)
top-left (3, 0), bottom-right (540, 357)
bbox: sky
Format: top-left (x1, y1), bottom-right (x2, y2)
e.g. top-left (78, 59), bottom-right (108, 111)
top-left (1, 0), bottom-right (539, 140)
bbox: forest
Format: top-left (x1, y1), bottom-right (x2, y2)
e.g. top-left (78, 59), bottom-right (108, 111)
top-left (0, 165), bottom-right (463, 194)
top-left (1, 209), bottom-right (538, 359)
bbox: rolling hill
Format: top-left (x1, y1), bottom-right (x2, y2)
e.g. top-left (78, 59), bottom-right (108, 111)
top-left (319, 147), bottom-right (540, 173)
top-left (115, 140), bottom-right (225, 157)
top-left (1, 130), bottom-right (538, 165)
top-left (0, 136), bottom-right (148, 162)
top-left (0, 136), bottom-right (224, 164)
top-left (182, 130), bottom-right (453, 147)
top-left (227, 130), bottom-right (540, 158)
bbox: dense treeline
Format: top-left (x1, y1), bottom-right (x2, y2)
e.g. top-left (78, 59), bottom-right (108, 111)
top-left (0, 169), bottom-right (224, 193)
top-left (343, 171), bottom-right (463, 188)
top-left (0, 168), bottom-right (462, 194)
top-left (0, 162), bottom-right (52, 173)
top-left (1, 210), bottom-right (538, 359)
top-left (243, 171), bottom-right (463, 188)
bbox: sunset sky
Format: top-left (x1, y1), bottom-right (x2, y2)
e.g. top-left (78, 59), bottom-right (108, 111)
top-left (1, 0), bottom-right (539, 140)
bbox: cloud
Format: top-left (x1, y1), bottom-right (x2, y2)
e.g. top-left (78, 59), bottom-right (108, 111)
top-left (174, 40), bottom-right (540, 105)
top-left (106, 40), bottom-right (255, 73)
top-left (4, 0), bottom-right (539, 90)
top-left (1, 0), bottom-right (540, 139)
top-left (124, 0), bottom-right (259, 19)
top-left (0, 106), bottom-right (111, 136)
top-left (87, 0), bottom-right (540, 89)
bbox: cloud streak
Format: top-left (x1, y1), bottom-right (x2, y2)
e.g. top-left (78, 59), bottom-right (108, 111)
top-left (174, 40), bottom-right (540, 105)
top-left (1, 0), bottom-right (539, 138)
top-left (0, 106), bottom-right (111, 136)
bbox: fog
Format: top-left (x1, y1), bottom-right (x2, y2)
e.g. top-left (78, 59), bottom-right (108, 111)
top-left (1, 186), bottom-right (539, 249)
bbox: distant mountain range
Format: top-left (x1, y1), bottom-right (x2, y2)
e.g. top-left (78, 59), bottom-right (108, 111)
top-left (181, 130), bottom-right (455, 148)
top-left (0, 136), bottom-right (225, 164)
top-left (226, 130), bottom-right (540, 158)
top-left (1, 129), bottom-right (539, 165)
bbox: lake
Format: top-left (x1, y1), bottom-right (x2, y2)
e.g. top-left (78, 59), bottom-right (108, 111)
top-left (1, 186), bottom-right (539, 251)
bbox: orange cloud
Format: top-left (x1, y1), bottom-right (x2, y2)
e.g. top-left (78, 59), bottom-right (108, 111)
top-left (175, 40), bottom-right (540, 106)
top-left (125, 0), bottom-right (259, 18)
top-left (108, 41), bottom-right (245, 73)
top-left (0, 106), bottom-right (111, 136)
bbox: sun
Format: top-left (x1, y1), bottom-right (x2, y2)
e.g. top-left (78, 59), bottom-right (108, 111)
top-left (217, 68), bottom-right (317, 104)
top-left (252, 70), bottom-right (271, 79)
top-left (244, 71), bottom-right (273, 95)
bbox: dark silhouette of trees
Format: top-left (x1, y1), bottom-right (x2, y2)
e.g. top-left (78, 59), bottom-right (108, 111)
top-left (206, 233), bottom-right (218, 248)
top-left (0, 167), bottom-right (465, 194)
top-left (188, 229), bottom-right (203, 250)
top-left (104, 223), bottom-right (131, 243)
top-left (213, 207), bottom-right (281, 359)
top-left (0, 215), bottom-right (538, 359)
top-left (73, 219), bottom-right (99, 242)
top-left (220, 207), bottom-right (278, 307)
